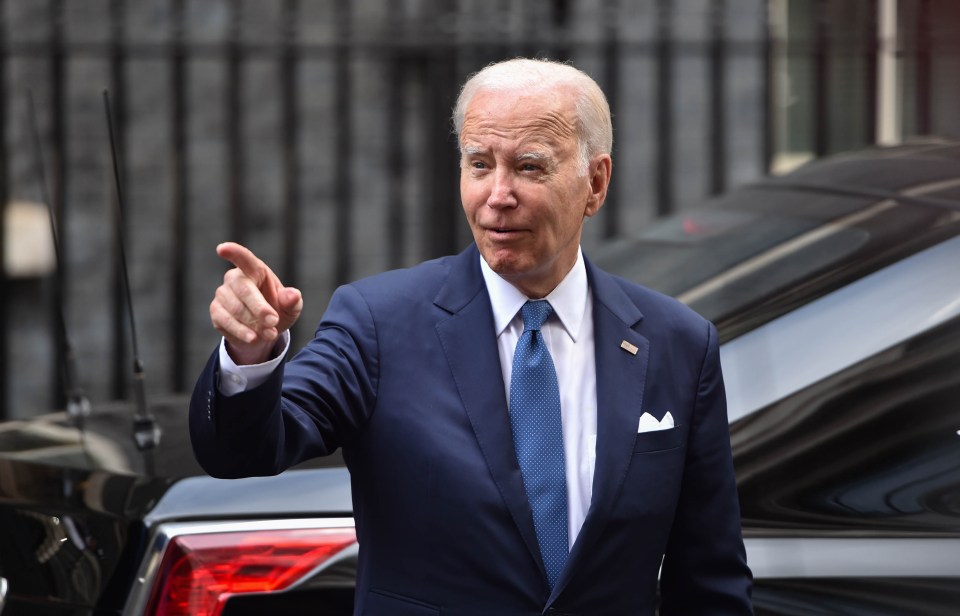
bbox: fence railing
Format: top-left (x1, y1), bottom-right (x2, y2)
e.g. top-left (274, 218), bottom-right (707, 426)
top-left (0, 0), bottom-right (950, 418)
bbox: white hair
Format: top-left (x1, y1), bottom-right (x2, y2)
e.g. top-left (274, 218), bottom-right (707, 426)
top-left (453, 58), bottom-right (613, 175)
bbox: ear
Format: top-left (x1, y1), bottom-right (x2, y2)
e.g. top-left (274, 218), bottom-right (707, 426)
top-left (583, 154), bottom-right (612, 219)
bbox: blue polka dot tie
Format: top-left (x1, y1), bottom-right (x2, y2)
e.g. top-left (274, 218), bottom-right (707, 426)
top-left (509, 300), bottom-right (568, 589)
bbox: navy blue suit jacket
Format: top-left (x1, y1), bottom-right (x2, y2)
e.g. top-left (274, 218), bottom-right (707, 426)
top-left (190, 244), bottom-right (752, 615)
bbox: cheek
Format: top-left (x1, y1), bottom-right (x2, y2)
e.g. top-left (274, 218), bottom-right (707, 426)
top-left (460, 180), bottom-right (484, 215)
top-left (460, 199), bottom-right (481, 226)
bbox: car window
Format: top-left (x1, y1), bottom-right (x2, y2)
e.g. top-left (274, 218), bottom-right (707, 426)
top-left (720, 234), bottom-right (960, 422)
top-left (594, 187), bottom-right (960, 342)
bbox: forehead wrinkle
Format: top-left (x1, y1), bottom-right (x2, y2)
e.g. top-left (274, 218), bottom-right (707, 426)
top-left (460, 126), bottom-right (574, 166)
top-left (520, 108), bottom-right (578, 141)
top-left (463, 116), bottom-right (574, 145)
top-left (461, 101), bottom-right (578, 144)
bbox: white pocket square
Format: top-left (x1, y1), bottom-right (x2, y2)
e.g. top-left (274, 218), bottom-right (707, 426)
top-left (637, 411), bottom-right (674, 433)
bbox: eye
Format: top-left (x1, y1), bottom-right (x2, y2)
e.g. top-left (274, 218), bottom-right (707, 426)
top-left (520, 163), bottom-right (541, 173)
top-left (471, 160), bottom-right (487, 170)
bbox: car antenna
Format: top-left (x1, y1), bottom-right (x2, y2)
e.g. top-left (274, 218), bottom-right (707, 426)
top-left (102, 89), bottom-right (161, 453)
top-left (27, 89), bottom-right (92, 431)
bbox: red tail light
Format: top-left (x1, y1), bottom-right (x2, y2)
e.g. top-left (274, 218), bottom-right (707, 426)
top-left (144, 527), bottom-right (357, 616)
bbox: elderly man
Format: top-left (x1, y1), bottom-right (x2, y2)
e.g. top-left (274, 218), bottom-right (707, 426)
top-left (190, 58), bottom-right (753, 615)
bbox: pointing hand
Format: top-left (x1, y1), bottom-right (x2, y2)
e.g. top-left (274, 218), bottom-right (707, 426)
top-left (210, 242), bottom-right (303, 365)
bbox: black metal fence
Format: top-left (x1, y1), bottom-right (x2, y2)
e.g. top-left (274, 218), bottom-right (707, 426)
top-left (0, 0), bottom-right (953, 418)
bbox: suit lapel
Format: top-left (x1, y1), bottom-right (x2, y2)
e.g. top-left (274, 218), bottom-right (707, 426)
top-left (433, 246), bottom-right (548, 584)
top-left (550, 260), bottom-right (650, 601)
top-left (588, 267), bottom-right (649, 514)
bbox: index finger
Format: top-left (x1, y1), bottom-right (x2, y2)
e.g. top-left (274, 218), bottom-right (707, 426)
top-left (217, 241), bottom-right (283, 311)
top-left (217, 242), bottom-right (268, 282)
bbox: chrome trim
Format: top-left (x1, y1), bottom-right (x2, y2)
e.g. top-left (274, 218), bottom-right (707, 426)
top-left (122, 517), bottom-right (356, 616)
top-left (0, 576), bottom-right (8, 614)
top-left (745, 537), bottom-right (960, 578)
top-left (722, 234), bottom-right (960, 423)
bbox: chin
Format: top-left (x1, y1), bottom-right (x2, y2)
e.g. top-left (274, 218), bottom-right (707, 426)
top-left (495, 264), bottom-right (548, 294)
top-left (484, 254), bottom-right (527, 278)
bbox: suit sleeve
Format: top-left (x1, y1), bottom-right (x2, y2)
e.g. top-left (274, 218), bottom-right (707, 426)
top-left (659, 322), bottom-right (754, 615)
top-left (189, 283), bottom-right (379, 478)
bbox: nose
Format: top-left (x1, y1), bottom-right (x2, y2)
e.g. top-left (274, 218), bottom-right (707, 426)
top-left (486, 167), bottom-right (518, 210)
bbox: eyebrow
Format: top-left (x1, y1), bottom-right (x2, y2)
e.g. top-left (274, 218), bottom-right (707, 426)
top-left (516, 151), bottom-right (551, 163)
top-left (460, 146), bottom-right (555, 168)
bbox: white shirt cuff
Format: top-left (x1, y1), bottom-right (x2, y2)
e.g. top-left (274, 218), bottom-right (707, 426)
top-left (217, 330), bottom-right (291, 396)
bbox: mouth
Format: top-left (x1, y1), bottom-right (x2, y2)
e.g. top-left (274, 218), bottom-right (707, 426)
top-left (487, 226), bottom-right (526, 237)
top-left (487, 229), bottom-right (525, 244)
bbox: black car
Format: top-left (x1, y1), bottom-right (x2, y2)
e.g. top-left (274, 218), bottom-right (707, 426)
top-left (1, 140), bottom-right (959, 615)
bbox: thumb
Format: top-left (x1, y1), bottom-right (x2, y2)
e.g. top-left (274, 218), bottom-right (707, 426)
top-left (276, 286), bottom-right (303, 330)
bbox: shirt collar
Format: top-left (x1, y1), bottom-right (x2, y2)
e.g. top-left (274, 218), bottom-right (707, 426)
top-left (479, 248), bottom-right (588, 342)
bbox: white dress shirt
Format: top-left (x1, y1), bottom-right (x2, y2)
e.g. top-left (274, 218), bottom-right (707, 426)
top-left (479, 249), bottom-right (597, 549)
top-left (218, 248), bottom-right (598, 548)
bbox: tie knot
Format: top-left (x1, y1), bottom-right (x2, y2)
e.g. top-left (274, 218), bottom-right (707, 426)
top-left (521, 300), bottom-right (553, 332)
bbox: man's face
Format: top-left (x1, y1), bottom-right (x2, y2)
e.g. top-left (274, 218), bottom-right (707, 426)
top-left (459, 87), bottom-right (610, 298)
